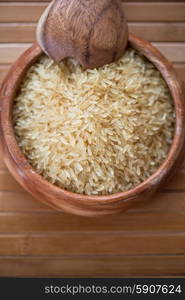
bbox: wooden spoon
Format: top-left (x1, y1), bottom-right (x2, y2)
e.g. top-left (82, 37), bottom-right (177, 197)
top-left (37, 0), bottom-right (128, 69)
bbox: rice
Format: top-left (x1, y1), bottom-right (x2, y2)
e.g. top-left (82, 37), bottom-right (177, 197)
top-left (13, 49), bottom-right (175, 195)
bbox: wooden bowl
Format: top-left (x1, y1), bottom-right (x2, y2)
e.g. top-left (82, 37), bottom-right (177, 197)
top-left (0, 33), bottom-right (185, 217)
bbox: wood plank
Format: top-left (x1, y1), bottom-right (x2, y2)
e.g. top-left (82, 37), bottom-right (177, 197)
top-left (0, 23), bottom-right (36, 43)
top-left (0, 3), bottom-right (46, 22)
top-left (129, 22), bottom-right (185, 42)
top-left (1, 186), bottom-right (185, 213)
top-left (0, 233), bottom-right (185, 255)
top-left (0, 191), bottom-right (50, 212)
top-left (1, 188), bottom-right (185, 213)
top-left (0, 43), bottom-right (185, 64)
top-left (0, 170), bottom-right (25, 192)
top-left (1, 22), bottom-right (185, 43)
top-left (0, 43), bottom-right (30, 64)
top-left (0, 208), bottom-right (185, 233)
top-left (164, 170), bottom-right (185, 191)
top-left (0, 255), bottom-right (184, 277)
top-left (153, 42), bottom-right (185, 63)
top-left (124, 3), bottom-right (185, 22)
top-left (0, 1), bottom-right (184, 278)
top-left (0, 3), bottom-right (185, 22)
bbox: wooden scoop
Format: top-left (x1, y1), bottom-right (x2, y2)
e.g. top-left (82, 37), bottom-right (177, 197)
top-left (37, 0), bottom-right (128, 69)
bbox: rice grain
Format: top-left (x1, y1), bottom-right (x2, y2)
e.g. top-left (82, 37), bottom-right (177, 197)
top-left (13, 49), bottom-right (175, 195)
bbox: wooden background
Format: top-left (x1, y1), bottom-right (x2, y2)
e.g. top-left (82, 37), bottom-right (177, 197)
top-left (0, 0), bottom-right (185, 277)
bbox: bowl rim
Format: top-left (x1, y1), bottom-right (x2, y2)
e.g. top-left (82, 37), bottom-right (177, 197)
top-left (0, 33), bottom-right (185, 205)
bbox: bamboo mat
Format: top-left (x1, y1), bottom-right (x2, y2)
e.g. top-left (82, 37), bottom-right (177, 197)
top-left (0, 0), bottom-right (185, 277)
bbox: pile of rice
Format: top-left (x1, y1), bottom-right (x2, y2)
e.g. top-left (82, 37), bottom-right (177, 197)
top-left (13, 49), bottom-right (175, 195)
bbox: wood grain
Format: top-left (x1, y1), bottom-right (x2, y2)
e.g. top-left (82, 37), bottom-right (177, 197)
top-left (0, 209), bottom-right (185, 233)
top-left (0, 3), bottom-right (46, 22)
top-left (0, 44), bottom-right (30, 64)
top-left (164, 170), bottom-right (185, 191)
top-left (1, 188), bottom-right (185, 213)
top-left (1, 185), bottom-right (185, 213)
top-left (1, 22), bottom-right (185, 43)
top-left (129, 23), bottom-right (185, 42)
top-left (1, 3), bottom-right (185, 22)
top-left (37, 0), bottom-right (128, 69)
top-left (0, 23), bottom-right (36, 43)
top-left (124, 3), bottom-right (185, 22)
top-left (0, 232), bottom-right (185, 255)
top-left (152, 43), bottom-right (185, 63)
top-left (0, 170), bottom-right (27, 192)
top-left (0, 191), bottom-right (50, 212)
top-left (0, 255), bottom-right (185, 277)
top-left (0, 0), bottom-right (185, 277)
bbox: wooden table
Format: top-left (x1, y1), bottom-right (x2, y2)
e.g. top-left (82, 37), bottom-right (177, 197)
top-left (0, 0), bottom-right (185, 277)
